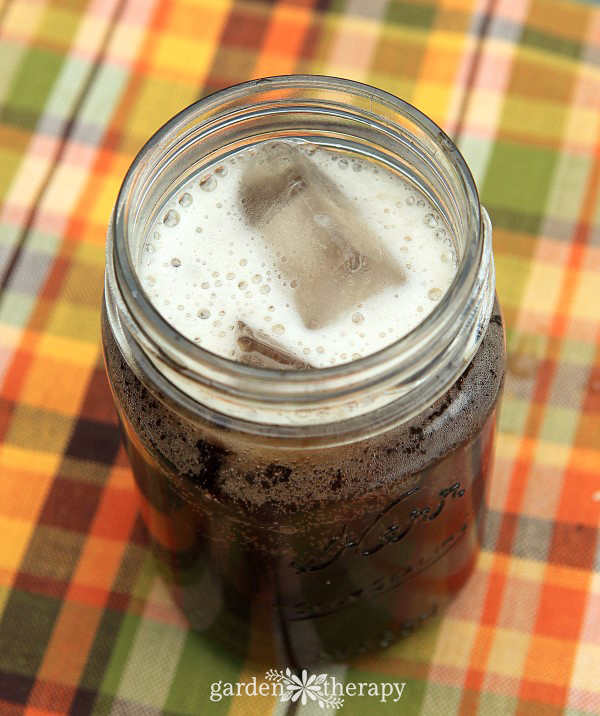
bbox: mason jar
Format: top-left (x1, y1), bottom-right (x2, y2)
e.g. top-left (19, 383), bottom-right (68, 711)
top-left (102, 76), bottom-right (505, 666)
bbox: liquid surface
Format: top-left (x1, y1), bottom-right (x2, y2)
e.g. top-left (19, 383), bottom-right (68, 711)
top-left (138, 141), bottom-right (457, 368)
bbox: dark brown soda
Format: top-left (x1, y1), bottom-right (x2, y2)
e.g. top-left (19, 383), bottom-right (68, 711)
top-left (101, 303), bottom-right (504, 665)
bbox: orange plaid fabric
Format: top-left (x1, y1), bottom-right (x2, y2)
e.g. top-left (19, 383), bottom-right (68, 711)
top-left (1, 0), bottom-right (599, 714)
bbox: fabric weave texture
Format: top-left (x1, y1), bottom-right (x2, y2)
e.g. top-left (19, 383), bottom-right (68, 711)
top-left (1, 0), bottom-right (600, 714)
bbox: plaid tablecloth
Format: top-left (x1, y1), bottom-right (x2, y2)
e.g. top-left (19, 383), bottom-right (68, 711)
top-left (1, 0), bottom-right (600, 714)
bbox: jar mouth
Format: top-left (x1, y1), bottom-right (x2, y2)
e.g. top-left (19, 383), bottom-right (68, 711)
top-left (109, 75), bottom-right (493, 429)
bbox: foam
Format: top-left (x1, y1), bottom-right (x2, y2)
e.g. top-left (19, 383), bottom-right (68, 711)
top-left (137, 141), bottom-right (457, 368)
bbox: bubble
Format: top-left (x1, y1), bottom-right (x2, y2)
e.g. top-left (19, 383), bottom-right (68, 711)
top-left (260, 285), bottom-right (270, 294)
top-left (352, 312), bottom-right (365, 325)
top-left (404, 235), bottom-right (412, 242)
top-left (317, 346), bottom-right (325, 353)
top-left (417, 306), bottom-right (424, 313)
top-left (268, 305), bottom-right (275, 312)
top-left (272, 324), bottom-right (285, 335)
top-left (400, 246), bottom-right (409, 253)
top-left (339, 158), bottom-right (349, 170)
top-left (226, 272), bottom-right (235, 280)
top-left (153, 231), bottom-right (161, 241)
top-left (396, 201), bottom-right (402, 208)
top-left (145, 275), bottom-right (156, 286)
top-left (170, 258), bottom-right (181, 267)
top-left (417, 199), bottom-right (425, 207)
top-left (406, 196), bottom-right (415, 206)
top-left (352, 353), bottom-right (362, 360)
top-left (178, 192), bottom-right (193, 208)
top-left (245, 291), bottom-right (252, 298)
top-left (164, 210), bottom-right (180, 227)
top-left (428, 288), bottom-right (443, 301)
top-left (146, 243), bottom-right (156, 253)
top-left (239, 259), bottom-right (248, 267)
top-left (352, 162), bottom-right (362, 172)
top-left (435, 228), bottom-right (447, 240)
top-left (201, 282), bottom-right (209, 289)
top-left (238, 280), bottom-right (248, 290)
top-left (441, 250), bottom-right (455, 263)
top-left (200, 175), bottom-right (217, 192)
top-left (251, 274), bottom-right (262, 284)
top-left (424, 213), bottom-right (438, 228)
top-left (195, 227), bottom-right (203, 233)
top-left (214, 165), bottom-right (228, 177)
top-left (303, 348), bottom-right (311, 355)
top-left (198, 309), bottom-right (210, 319)
top-left (215, 280), bottom-right (223, 287)
top-left (178, 305), bottom-right (184, 310)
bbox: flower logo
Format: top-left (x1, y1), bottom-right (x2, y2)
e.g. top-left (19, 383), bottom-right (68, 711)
top-left (266, 669), bottom-right (344, 709)
top-left (286, 670), bottom-right (323, 705)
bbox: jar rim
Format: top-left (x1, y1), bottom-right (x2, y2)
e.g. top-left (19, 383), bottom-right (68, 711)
top-left (108, 75), bottom-right (493, 429)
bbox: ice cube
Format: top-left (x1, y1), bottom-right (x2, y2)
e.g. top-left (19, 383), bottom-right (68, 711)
top-left (239, 141), bottom-right (405, 329)
top-left (236, 321), bottom-right (312, 370)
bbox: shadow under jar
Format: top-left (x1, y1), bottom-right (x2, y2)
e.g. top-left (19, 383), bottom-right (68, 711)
top-left (102, 76), bottom-right (505, 666)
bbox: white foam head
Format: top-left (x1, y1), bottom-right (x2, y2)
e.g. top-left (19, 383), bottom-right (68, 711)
top-left (137, 141), bottom-right (457, 369)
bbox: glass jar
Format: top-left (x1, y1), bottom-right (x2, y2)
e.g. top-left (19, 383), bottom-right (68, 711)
top-left (102, 76), bottom-right (505, 666)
